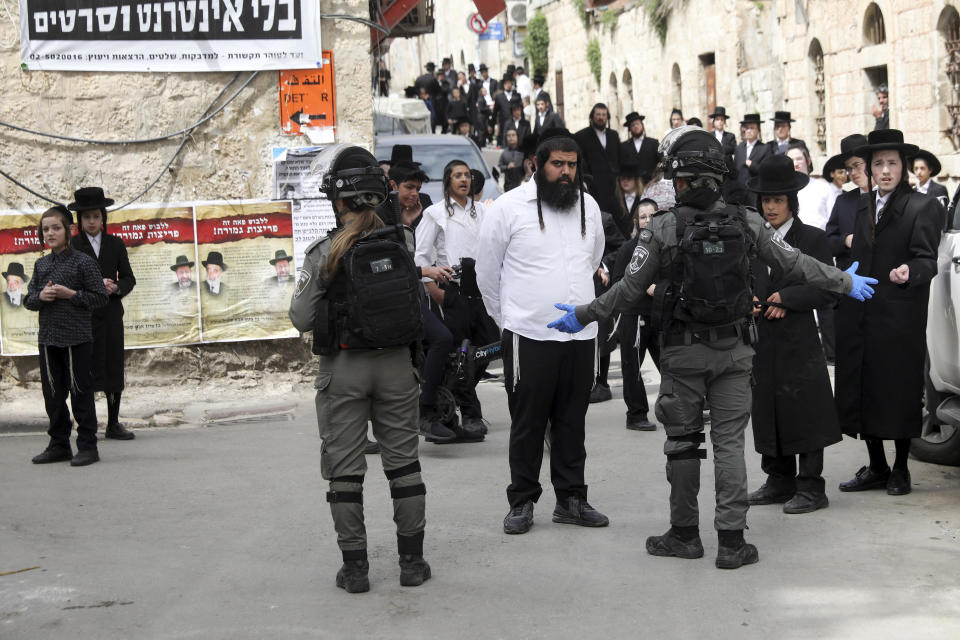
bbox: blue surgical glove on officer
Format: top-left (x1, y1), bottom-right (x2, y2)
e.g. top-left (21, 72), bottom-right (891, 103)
top-left (844, 261), bottom-right (879, 302)
top-left (547, 303), bottom-right (584, 333)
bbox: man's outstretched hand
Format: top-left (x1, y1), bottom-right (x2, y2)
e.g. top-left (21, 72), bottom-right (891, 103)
top-left (546, 303), bottom-right (584, 333)
top-left (845, 261), bottom-right (879, 301)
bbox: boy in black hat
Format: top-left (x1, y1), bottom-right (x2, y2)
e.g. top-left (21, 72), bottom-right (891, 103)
top-left (909, 149), bottom-right (948, 213)
top-left (708, 107), bottom-right (737, 159)
top-left (69, 187), bottom-right (138, 441)
top-left (768, 111), bottom-right (805, 155)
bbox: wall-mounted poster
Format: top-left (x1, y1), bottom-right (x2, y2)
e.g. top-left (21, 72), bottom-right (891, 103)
top-left (0, 213), bottom-right (43, 355)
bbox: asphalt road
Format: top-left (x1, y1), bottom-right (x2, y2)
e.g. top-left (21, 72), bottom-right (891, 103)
top-left (2, 365), bottom-right (960, 639)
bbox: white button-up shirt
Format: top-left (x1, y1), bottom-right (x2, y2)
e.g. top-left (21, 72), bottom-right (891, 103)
top-left (797, 178), bottom-right (833, 231)
top-left (414, 198), bottom-right (486, 277)
top-left (633, 135), bottom-right (645, 152)
top-left (916, 180), bottom-right (930, 194)
top-left (476, 177), bottom-right (605, 341)
top-left (86, 232), bottom-right (102, 258)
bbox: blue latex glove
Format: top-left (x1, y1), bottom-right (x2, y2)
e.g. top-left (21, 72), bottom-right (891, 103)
top-left (844, 261), bottom-right (879, 301)
top-left (546, 303), bottom-right (584, 333)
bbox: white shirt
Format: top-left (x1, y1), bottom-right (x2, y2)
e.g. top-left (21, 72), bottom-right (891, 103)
top-left (715, 129), bottom-right (724, 142)
top-left (633, 135), bottom-right (645, 152)
top-left (414, 198), bottom-right (486, 279)
top-left (875, 191), bottom-right (892, 222)
top-left (476, 177), bottom-right (605, 341)
top-left (86, 232), bottom-right (102, 258)
top-left (516, 73), bottom-right (532, 100)
top-left (624, 192), bottom-right (637, 213)
top-left (916, 179), bottom-right (930, 194)
top-left (796, 178), bottom-right (833, 230)
top-left (768, 217), bottom-right (795, 274)
top-left (744, 140), bottom-right (757, 159)
top-left (595, 127), bottom-right (606, 149)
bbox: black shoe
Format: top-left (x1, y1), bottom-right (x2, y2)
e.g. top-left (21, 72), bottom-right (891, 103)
top-left (589, 383), bottom-right (612, 403)
top-left (887, 468), bottom-right (912, 495)
top-left (503, 501), bottom-right (534, 534)
top-left (783, 491), bottom-right (829, 514)
top-left (839, 465), bottom-right (890, 492)
top-left (336, 560), bottom-right (370, 593)
top-left (104, 423), bottom-right (135, 440)
top-left (399, 555), bottom-right (431, 587)
top-left (646, 529), bottom-right (704, 559)
top-left (748, 482), bottom-right (795, 505)
top-left (32, 446), bottom-right (72, 464)
top-left (462, 416), bottom-right (489, 436)
top-left (448, 420), bottom-right (485, 443)
top-left (626, 416), bottom-right (656, 431)
top-left (551, 496), bottom-right (609, 527)
top-left (420, 415), bottom-right (456, 444)
top-left (70, 449), bottom-right (100, 467)
top-left (716, 541), bottom-right (759, 570)
top-left (364, 439), bottom-right (380, 455)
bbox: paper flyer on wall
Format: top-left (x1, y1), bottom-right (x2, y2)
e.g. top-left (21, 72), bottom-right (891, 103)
top-left (0, 213), bottom-right (43, 356)
top-left (273, 146), bottom-right (336, 269)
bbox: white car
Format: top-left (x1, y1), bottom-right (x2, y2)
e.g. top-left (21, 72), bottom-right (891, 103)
top-left (913, 202), bottom-right (960, 465)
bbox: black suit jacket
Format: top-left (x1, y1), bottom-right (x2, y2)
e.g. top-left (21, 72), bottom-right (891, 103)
top-left (768, 137), bottom-right (806, 155)
top-left (493, 91), bottom-right (518, 126)
top-left (713, 131), bottom-right (736, 159)
top-left (824, 189), bottom-right (863, 270)
top-left (505, 118), bottom-right (532, 148)
top-left (619, 136), bottom-right (660, 180)
top-left (728, 140), bottom-right (772, 205)
top-left (574, 127), bottom-right (621, 214)
top-left (532, 110), bottom-right (564, 136)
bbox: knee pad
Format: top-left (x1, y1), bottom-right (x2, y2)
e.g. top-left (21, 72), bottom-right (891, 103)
top-left (384, 461), bottom-right (426, 499)
top-left (327, 475), bottom-right (365, 504)
top-left (665, 433), bottom-right (707, 460)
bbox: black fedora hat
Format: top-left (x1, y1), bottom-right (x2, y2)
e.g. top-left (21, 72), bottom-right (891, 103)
top-left (770, 111), bottom-right (796, 123)
top-left (67, 187), bottom-right (114, 212)
top-left (202, 251), bottom-right (227, 270)
top-left (908, 149), bottom-right (942, 177)
top-left (389, 144), bottom-right (421, 167)
top-left (269, 249), bottom-right (293, 265)
top-left (533, 74), bottom-right (545, 85)
top-left (708, 106), bottom-right (729, 119)
top-left (425, 61), bottom-right (436, 71)
top-left (824, 133), bottom-right (869, 174)
top-left (456, 115), bottom-right (473, 126)
top-left (618, 160), bottom-right (643, 177)
top-left (623, 112), bottom-right (645, 127)
top-left (746, 155), bottom-right (810, 194)
top-left (478, 63), bottom-right (488, 71)
top-left (739, 113), bottom-right (761, 126)
top-left (537, 127), bottom-right (575, 147)
top-left (822, 154), bottom-right (846, 177)
top-left (2, 262), bottom-right (26, 280)
top-left (520, 133), bottom-right (540, 157)
top-left (170, 255), bottom-right (195, 271)
top-left (853, 128), bottom-right (919, 160)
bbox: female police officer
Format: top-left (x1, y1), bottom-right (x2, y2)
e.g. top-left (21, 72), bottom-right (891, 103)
top-left (290, 144), bottom-right (452, 593)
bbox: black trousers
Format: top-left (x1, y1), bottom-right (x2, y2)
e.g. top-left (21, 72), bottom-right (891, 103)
top-left (39, 342), bottom-right (99, 452)
top-left (437, 288), bottom-right (498, 419)
top-left (618, 313), bottom-right (661, 419)
top-left (503, 330), bottom-right (595, 507)
top-left (760, 449), bottom-right (825, 494)
top-left (420, 299), bottom-right (452, 407)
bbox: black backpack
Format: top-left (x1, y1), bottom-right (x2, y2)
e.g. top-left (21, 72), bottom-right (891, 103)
top-left (671, 205), bottom-right (756, 325)
top-left (333, 225), bottom-right (423, 350)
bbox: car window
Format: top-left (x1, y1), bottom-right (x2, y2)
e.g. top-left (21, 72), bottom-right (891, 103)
top-left (377, 143), bottom-right (490, 181)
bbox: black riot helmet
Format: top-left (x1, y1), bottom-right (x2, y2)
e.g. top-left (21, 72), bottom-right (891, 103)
top-left (313, 144), bottom-right (389, 220)
top-left (658, 125), bottom-right (730, 181)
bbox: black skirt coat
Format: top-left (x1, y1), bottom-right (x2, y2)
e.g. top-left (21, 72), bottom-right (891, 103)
top-left (751, 218), bottom-right (841, 456)
top-left (834, 184), bottom-right (940, 439)
top-left (71, 232), bottom-right (136, 392)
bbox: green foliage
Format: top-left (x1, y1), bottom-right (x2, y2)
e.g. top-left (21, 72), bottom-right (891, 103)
top-left (586, 38), bottom-right (602, 87)
top-left (524, 10), bottom-right (550, 76)
top-left (644, 0), bottom-right (669, 45)
top-left (572, 0), bottom-right (589, 29)
top-left (599, 9), bottom-right (618, 31)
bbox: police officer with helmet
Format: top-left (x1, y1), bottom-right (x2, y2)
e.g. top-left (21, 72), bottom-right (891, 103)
top-left (548, 126), bottom-right (879, 569)
top-left (290, 144), bottom-right (450, 593)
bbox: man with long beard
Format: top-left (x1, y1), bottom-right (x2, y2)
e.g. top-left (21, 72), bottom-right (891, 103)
top-left (476, 129), bottom-right (609, 535)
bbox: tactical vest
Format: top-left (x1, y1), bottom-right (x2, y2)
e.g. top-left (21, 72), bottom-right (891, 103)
top-left (667, 204), bottom-right (757, 327)
top-left (313, 225), bottom-right (423, 354)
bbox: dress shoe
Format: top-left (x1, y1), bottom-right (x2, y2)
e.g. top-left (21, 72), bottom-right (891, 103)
top-left (335, 560), bottom-right (370, 593)
top-left (748, 482), bottom-right (795, 505)
top-left (551, 496), bottom-right (609, 527)
top-left (646, 529), bottom-right (704, 559)
top-left (838, 465), bottom-right (890, 492)
top-left (398, 555), bottom-right (431, 587)
top-left (32, 446), bottom-right (72, 464)
top-left (419, 416), bottom-right (456, 443)
top-left (716, 541), bottom-right (759, 570)
top-left (589, 382), bottom-right (612, 403)
top-left (448, 419), bottom-right (485, 443)
top-left (626, 416), bottom-right (656, 431)
top-left (105, 423), bottom-right (135, 440)
top-left (462, 416), bottom-right (489, 435)
top-left (70, 449), bottom-right (100, 467)
top-left (503, 501), bottom-right (534, 534)
top-left (363, 439), bottom-right (381, 454)
top-left (783, 491), bottom-right (829, 514)
top-left (887, 468), bottom-right (912, 495)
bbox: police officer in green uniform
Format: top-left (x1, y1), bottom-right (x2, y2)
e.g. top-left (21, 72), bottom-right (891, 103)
top-left (548, 127), bottom-right (879, 569)
top-left (290, 144), bottom-right (447, 593)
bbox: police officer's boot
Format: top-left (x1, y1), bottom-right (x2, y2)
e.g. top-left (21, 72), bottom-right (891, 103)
top-left (336, 550), bottom-right (370, 593)
top-left (645, 525), bottom-right (704, 559)
top-left (386, 463), bottom-right (429, 585)
top-left (716, 529), bottom-right (759, 570)
top-left (327, 477), bottom-right (368, 590)
top-left (397, 532), bottom-right (431, 587)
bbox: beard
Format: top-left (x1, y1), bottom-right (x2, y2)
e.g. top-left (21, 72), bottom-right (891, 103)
top-left (538, 173), bottom-right (579, 211)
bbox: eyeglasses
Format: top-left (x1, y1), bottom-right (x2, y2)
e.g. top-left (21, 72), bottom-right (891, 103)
top-left (845, 160), bottom-right (865, 174)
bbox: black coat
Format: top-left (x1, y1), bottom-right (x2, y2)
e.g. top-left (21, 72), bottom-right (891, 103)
top-left (727, 140), bottom-right (771, 206)
top-left (768, 137), bottom-right (806, 155)
top-left (825, 189), bottom-right (861, 270)
top-left (619, 136), bottom-right (660, 180)
top-left (532, 110), bottom-right (564, 137)
top-left (446, 99), bottom-right (468, 122)
top-left (505, 118), bottom-right (532, 148)
top-left (751, 218), bottom-right (841, 456)
top-left (917, 181), bottom-right (949, 230)
top-left (835, 184), bottom-right (941, 440)
top-left (493, 91), bottom-right (519, 127)
top-left (574, 127), bottom-right (621, 214)
top-left (716, 131), bottom-right (737, 159)
top-left (71, 232), bottom-right (136, 392)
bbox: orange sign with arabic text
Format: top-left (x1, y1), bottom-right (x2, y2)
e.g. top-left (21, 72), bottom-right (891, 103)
top-left (279, 50), bottom-right (336, 136)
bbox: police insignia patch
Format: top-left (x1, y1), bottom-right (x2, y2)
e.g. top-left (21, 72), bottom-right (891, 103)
top-left (638, 229), bottom-right (653, 243)
top-left (628, 246), bottom-right (649, 274)
top-left (294, 268), bottom-right (311, 297)
top-left (771, 232), bottom-right (795, 252)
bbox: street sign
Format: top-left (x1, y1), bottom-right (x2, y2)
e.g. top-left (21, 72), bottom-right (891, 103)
top-left (479, 22), bottom-right (504, 41)
top-left (279, 51), bottom-right (336, 136)
top-left (468, 12), bottom-right (488, 34)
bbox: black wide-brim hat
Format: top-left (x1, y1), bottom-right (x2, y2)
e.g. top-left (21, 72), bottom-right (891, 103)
top-left (623, 112), bottom-right (645, 127)
top-left (68, 187), bottom-right (114, 212)
top-left (770, 111), bottom-right (795, 123)
top-left (170, 255), bottom-right (195, 271)
top-left (746, 154), bottom-right (810, 194)
top-left (2, 262), bottom-right (26, 280)
top-left (822, 154), bottom-right (846, 177)
top-left (824, 133), bottom-right (869, 176)
top-left (619, 160), bottom-right (643, 177)
top-left (270, 250), bottom-right (293, 265)
top-left (853, 129), bottom-right (919, 161)
top-left (202, 251), bottom-right (227, 270)
top-left (740, 113), bottom-right (761, 126)
top-left (708, 106), bottom-right (729, 119)
top-left (908, 149), bottom-right (941, 177)
top-left (389, 144), bottom-right (421, 168)
top-left (520, 134), bottom-right (539, 157)
top-left (456, 115), bottom-right (473, 126)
